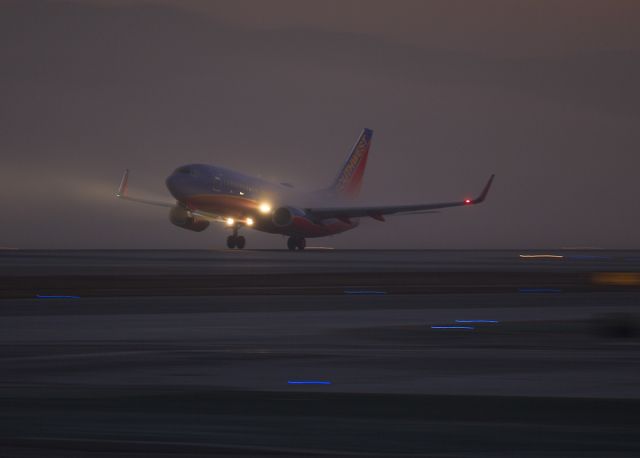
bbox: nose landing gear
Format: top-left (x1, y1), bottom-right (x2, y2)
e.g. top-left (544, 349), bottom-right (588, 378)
top-left (226, 225), bottom-right (246, 249)
top-left (287, 236), bottom-right (306, 251)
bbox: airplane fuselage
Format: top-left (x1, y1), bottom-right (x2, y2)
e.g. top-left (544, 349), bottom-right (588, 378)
top-left (165, 164), bottom-right (358, 238)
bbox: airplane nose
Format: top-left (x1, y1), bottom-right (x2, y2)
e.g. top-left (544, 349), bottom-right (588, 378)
top-left (165, 173), bottom-right (185, 200)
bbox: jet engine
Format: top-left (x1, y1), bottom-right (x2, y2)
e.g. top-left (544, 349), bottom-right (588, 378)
top-left (169, 206), bottom-right (210, 232)
top-left (271, 206), bottom-right (333, 237)
top-left (272, 206), bottom-right (308, 228)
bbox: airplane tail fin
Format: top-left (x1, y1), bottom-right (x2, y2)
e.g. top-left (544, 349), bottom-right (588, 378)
top-left (327, 128), bottom-right (373, 199)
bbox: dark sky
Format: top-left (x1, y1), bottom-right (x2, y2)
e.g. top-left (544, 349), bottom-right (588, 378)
top-left (1, 0), bottom-right (639, 249)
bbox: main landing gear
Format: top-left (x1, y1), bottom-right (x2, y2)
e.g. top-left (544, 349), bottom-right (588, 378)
top-left (287, 236), bottom-right (306, 251)
top-left (226, 226), bottom-right (246, 250)
top-left (227, 235), bottom-right (245, 249)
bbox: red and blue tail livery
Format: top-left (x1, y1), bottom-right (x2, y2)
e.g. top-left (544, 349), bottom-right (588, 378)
top-left (116, 129), bottom-right (494, 250)
top-left (330, 128), bottom-right (373, 199)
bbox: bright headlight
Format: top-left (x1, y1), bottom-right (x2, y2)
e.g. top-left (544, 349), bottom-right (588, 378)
top-left (226, 217), bottom-right (235, 226)
top-left (259, 202), bottom-right (272, 214)
top-left (246, 217), bottom-right (254, 226)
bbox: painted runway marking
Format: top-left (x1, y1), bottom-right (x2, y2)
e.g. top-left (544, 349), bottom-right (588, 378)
top-left (288, 380), bottom-right (332, 385)
top-left (519, 254), bottom-right (564, 259)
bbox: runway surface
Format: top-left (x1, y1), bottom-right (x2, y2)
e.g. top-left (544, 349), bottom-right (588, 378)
top-left (2, 249), bottom-right (640, 298)
top-left (2, 249), bottom-right (640, 276)
top-left (1, 250), bottom-right (639, 456)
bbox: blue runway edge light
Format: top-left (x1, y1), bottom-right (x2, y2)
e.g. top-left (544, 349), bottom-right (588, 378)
top-left (431, 326), bottom-right (475, 330)
top-left (288, 380), bottom-right (332, 385)
top-left (36, 295), bottom-right (81, 299)
top-left (455, 320), bottom-right (499, 324)
top-left (567, 255), bottom-right (611, 261)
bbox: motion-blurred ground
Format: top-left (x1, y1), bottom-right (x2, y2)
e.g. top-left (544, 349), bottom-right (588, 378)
top-left (0, 250), bottom-right (639, 456)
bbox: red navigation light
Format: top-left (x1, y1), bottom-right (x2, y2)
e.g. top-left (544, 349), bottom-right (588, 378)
top-left (464, 199), bottom-right (472, 204)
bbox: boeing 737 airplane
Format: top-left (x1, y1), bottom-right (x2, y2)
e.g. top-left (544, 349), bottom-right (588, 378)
top-left (116, 129), bottom-right (494, 250)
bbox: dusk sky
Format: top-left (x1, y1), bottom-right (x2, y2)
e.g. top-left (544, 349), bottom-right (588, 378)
top-left (1, 0), bottom-right (639, 249)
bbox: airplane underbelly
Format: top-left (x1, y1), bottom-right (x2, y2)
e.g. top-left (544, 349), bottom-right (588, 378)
top-left (185, 194), bottom-right (256, 217)
top-left (184, 193), bottom-right (358, 238)
top-left (266, 217), bottom-right (358, 238)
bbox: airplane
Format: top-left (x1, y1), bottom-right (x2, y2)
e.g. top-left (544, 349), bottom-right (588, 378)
top-left (116, 128), bottom-right (494, 250)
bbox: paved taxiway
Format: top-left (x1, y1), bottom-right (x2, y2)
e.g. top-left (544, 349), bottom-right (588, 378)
top-left (0, 250), bottom-right (639, 456)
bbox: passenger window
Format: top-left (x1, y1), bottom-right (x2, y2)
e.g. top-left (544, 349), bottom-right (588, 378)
top-left (213, 176), bottom-right (222, 191)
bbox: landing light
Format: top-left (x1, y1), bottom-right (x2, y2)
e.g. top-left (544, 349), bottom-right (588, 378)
top-left (226, 217), bottom-right (235, 226)
top-left (246, 217), bottom-right (254, 226)
top-left (259, 202), bottom-right (272, 214)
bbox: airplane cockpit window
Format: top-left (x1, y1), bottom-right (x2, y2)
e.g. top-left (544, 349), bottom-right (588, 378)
top-left (176, 166), bottom-right (193, 175)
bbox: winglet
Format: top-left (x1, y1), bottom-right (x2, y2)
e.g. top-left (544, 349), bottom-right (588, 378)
top-left (471, 174), bottom-right (494, 204)
top-left (116, 169), bottom-right (129, 198)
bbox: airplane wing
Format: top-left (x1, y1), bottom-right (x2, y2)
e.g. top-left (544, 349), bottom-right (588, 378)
top-left (306, 175), bottom-right (494, 222)
top-left (115, 169), bottom-right (230, 223)
top-left (115, 169), bottom-right (176, 208)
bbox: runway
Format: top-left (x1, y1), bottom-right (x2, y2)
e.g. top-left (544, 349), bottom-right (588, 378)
top-left (2, 249), bottom-right (640, 298)
top-left (1, 250), bottom-right (639, 456)
top-left (2, 249), bottom-right (640, 276)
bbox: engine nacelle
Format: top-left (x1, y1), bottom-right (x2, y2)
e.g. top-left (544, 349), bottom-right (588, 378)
top-left (272, 206), bottom-right (308, 228)
top-left (271, 205), bottom-right (346, 237)
top-left (169, 206), bottom-right (210, 232)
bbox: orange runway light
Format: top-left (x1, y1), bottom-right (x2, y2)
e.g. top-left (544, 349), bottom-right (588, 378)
top-left (592, 272), bottom-right (640, 286)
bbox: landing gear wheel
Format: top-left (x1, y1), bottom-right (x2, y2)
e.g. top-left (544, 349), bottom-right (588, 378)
top-left (226, 235), bottom-right (237, 249)
top-left (287, 236), bottom-right (306, 251)
top-left (236, 235), bottom-right (246, 249)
